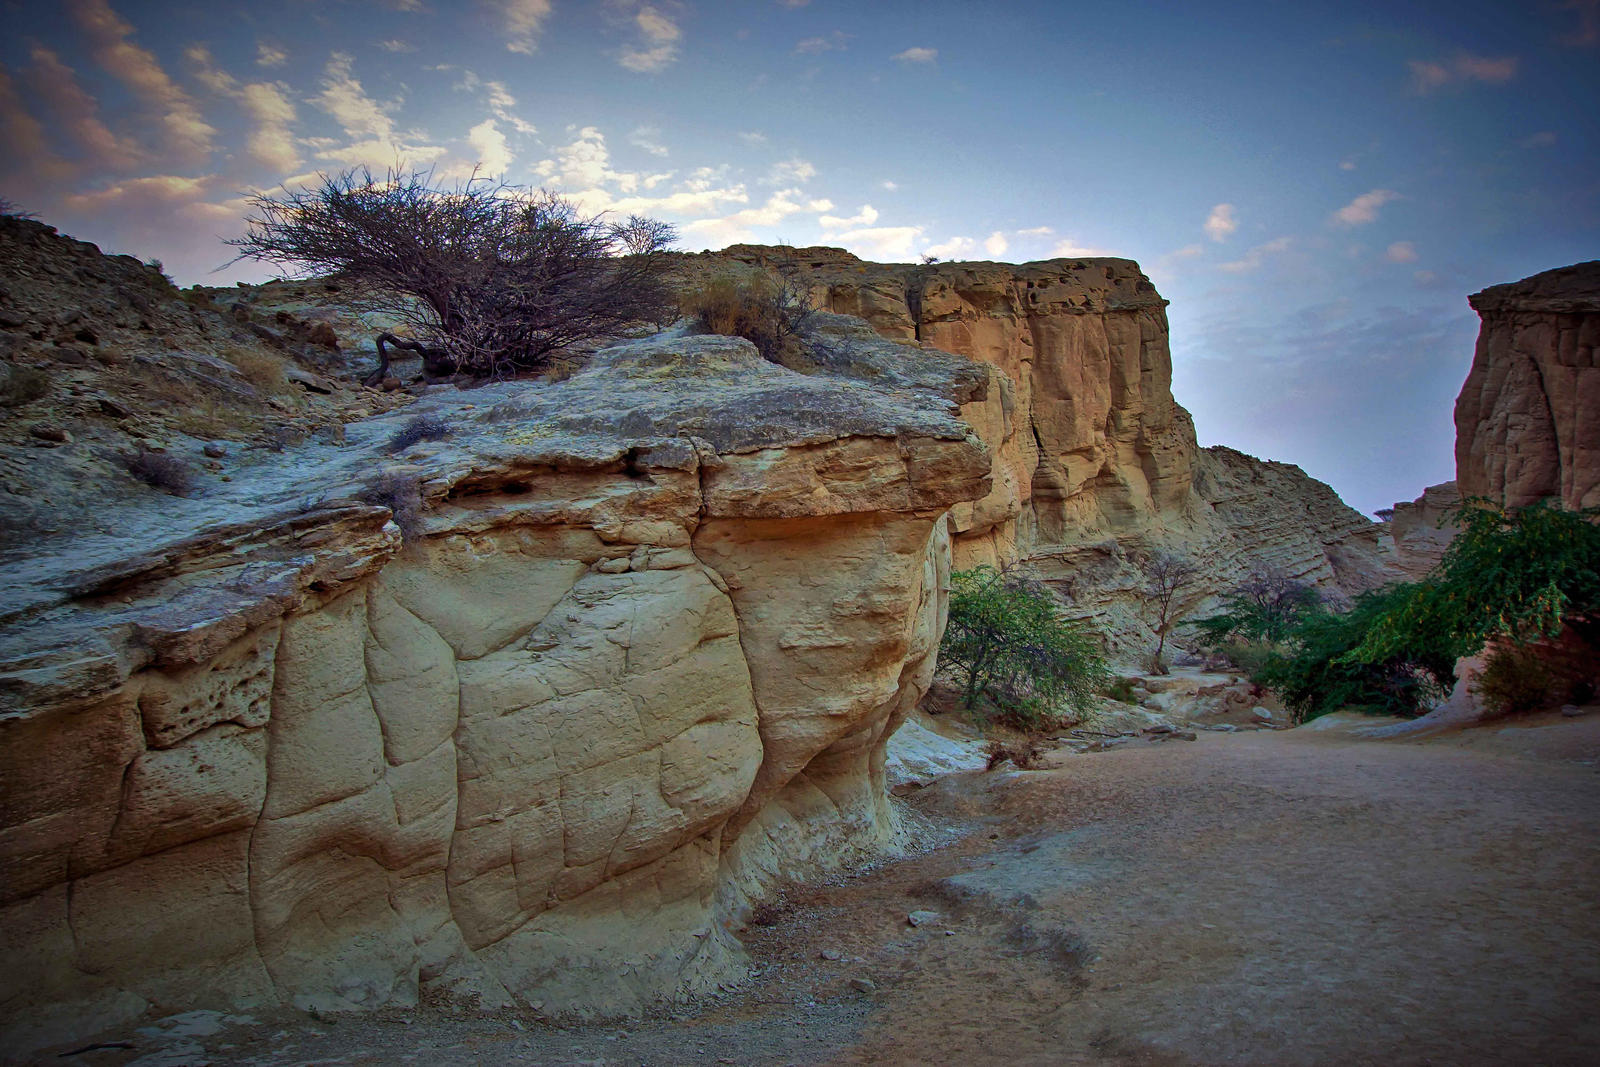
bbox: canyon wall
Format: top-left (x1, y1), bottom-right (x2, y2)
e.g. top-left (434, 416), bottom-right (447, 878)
top-left (702, 248), bottom-right (1397, 654)
top-left (0, 331), bottom-right (988, 1053)
top-left (1454, 260), bottom-right (1600, 511)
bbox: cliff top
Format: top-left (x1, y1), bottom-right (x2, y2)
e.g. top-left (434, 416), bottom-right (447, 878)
top-left (1468, 260), bottom-right (1600, 314)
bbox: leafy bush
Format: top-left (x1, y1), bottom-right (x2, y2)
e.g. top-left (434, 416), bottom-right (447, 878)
top-left (1348, 499), bottom-right (1600, 665)
top-left (680, 267), bottom-right (812, 363)
top-left (1256, 586), bottom-right (1455, 721)
top-left (229, 168), bottom-right (677, 381)
top-left (1102, 676), bottom-right (1138, 704)
top-left (1231, 500), bottom-right (1599, 722)
top-left (939, 565), bottom-right (1109, 730)
top-left (1193, 565), bottom-right (1322, 645)
top-left (1472, 645), bottom-right (1555, 716)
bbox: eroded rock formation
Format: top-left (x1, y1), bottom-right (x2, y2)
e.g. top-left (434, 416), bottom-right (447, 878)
top-left (0, 332), bottom-right (988, 1052)
top-left (1455, 261), bottom-right (1600, 509)
top-left (696, 248), bottom-right (1398, 652)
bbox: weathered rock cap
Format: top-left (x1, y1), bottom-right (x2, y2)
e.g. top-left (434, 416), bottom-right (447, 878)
top-left (1468, 261), bottom-right (1600, 314)
top-left (481, 331), bottom-right (988, 459)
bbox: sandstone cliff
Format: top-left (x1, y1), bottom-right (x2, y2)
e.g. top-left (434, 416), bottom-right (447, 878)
top-left (0, 327), bottom-right (989, 1052)
top-left (1455, 260), bottom-right (1600, 510)
top-left (697, 248), bottom-right (1398, 656)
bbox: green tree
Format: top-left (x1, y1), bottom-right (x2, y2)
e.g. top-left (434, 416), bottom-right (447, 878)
top-left (939, 566), bottom-right (1109, 728)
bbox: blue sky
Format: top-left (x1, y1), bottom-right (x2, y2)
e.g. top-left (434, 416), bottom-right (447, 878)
top-left (2, 0), bottom-right (1596, 515)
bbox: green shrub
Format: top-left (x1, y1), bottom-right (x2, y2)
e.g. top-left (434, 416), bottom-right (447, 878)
top-left (939, 566), bottom-right (1109, 730)
top-left (1102, 676), bottom-right (1138, 704)
top-left (1256, 587), bottom-right (1455, 722)
top-left (1472, 645), bottom-right (1555, 716)
top-left (1240, 500), bottom-right (1599, 722)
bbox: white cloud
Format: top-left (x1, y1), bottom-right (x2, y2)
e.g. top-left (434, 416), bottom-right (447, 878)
top-left (67, 0), bottom-right (215, 164)
top-left (629, 125), bottom-right (669, 157)
top-left (1332, 188), bottom-right (1400, 226)
top-left (0, 65), bottom-right (72, 189)
top-left (1339, 159), bottom-right (1357, 171)
top-left (1218, 236), bottom-right (1292, 273)
top-left (256, 42), bottom-right (288, 67)
top-left (536, 125), bottom-right (639, 192)
top-left (468, 118), bottom-right (512, 175)
top-left (497, 0), bottom-right (554, 55)
top-left (738, 131), bottom-right (767, 145)
top-left (832, 225), bottom-right (924, 260)
top-left (310, 52), bottom-right (442, 172)
top-left (1408, 52), bottom-right (1518, 92)
top-left (186, 45), bottom-right (299, 173)
top-left (795, 31), bottom-right (850, 54)
top-left (922, 235), bottom-right (974, 260)
top-left (1169, 243), bottom-right (1204, 258)
top-left (681, 187), bottom-right (815, 246)
top-left (1385, 240), bottom-right (1418, 263)
top-left (892, 46), bottom-right (938, 63)
top-left (61, 173), bottom-right (239, 223)
top-left (455, 71), bottom-right (537, 135)
top-left (984, 230), bottom-right (1008, 257)
top-left (26, 44), bottom-right (143, 170)
top-left (765, 157), bottom-right (816, 185)
top-left (777, 0), bottom-right (810, 7)
top-left (1203, 202), bottom-right (1237, 242)
top-left (880, 179), bottom-right (898, 191)
top-left (1050, 238), bottom-right (1115, 257)
top-left (618, 4), bottom-right (681, 73)
top-left (819, 204), bottom-right (878, 230)
top-left (1015, 225), bottom-right (1053, 237)
top-left (378, 39), bottom-right (418, 54)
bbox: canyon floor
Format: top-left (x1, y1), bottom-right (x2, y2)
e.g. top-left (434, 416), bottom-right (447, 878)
top-left (42, 713), bottom-right (1600, 1067)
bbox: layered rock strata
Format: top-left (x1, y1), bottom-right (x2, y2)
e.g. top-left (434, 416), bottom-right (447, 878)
top-left (0, 331), bottom-right (989, 1053)
top-left (697, 248), bottom-right (1397, 654)
top-left (1455, 261), bottom-right (1600, 509)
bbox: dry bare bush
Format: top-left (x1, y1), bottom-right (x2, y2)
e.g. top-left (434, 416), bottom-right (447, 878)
top-left (229, 168), bottom-right (677, 383)
top-left (681, 261), bottom-right (814, 363)
top-left (122, 449), bottom-right (195, 495)
top-left (386, 414), bottom-right (450, 453)
top-left (226, 347), bottom-right (288, 394)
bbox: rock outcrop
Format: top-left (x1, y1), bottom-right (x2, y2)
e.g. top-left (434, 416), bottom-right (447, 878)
top-left (695, 248), bottom-right (1398, 656)
top-left (1455, 261), bottom-right (1600, 509)
top-left (1385, 481), bottom-right (1462, 580)
top-left (0, 330), bottom-right (989, 1053)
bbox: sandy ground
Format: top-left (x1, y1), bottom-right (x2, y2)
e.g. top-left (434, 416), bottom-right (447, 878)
top-left (39, 713), bottom-right (1600, 1066)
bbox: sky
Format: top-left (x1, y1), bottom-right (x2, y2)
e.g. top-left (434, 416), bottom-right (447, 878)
top-left (1, 0), bottom-right (1596, 517)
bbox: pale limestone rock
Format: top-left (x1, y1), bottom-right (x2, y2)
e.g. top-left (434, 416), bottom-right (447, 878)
top-left (698, 247), bottom-right (1393, 663)
top-left (1455, 261), bottom-right (1599, 509)
top-left (1386, 481), bottom-right (1462, 580)
top-left (0, 320), bottom-right (996, 1055)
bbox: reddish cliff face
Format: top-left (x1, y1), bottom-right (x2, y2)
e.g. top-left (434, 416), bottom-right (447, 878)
top-left (1455, 261), bottom-right (1600, 509)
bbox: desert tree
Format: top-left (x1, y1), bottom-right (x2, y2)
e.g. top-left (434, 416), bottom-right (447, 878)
top-left (1141, 551), bottom-right (1200, 674)
top-left (227, 168), bottom-right (678, 383)
top-left (939, 564), bottom-right (1109, 729)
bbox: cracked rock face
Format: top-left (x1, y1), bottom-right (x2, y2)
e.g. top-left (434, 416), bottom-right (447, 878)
top-left (0, 330), bottom-right (989, 1052)
top-left (1455, 261), bottom-right (1600, 509)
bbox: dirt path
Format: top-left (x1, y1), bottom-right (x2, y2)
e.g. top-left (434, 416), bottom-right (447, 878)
top-left (45, 715), bottom-right (1600, 1066)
